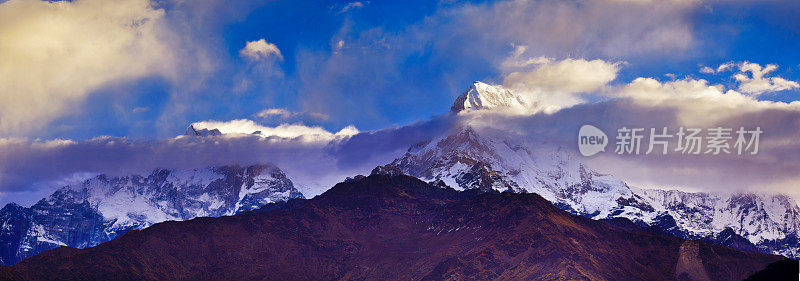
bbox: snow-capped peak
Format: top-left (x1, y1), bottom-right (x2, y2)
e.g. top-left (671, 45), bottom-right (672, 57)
top-left (0, 164), bottom-right (304, 265)
top-left (387, 125), bottom-right (800, 258)
top-left (450, 81), bottom-right (529, 113)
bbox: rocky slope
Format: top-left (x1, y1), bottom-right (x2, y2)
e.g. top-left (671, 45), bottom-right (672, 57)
top-left (0, 164), bottom-right (303, 265)
top-left (0, 172), bottom-right (784, 280)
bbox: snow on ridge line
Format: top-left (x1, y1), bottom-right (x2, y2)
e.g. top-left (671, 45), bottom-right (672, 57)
top-left (451, 81), bottom-right (530, 113)
top-left (0, 164), bottom-right (305, 265)
top-left (387, 123), bottom-right (800, 258)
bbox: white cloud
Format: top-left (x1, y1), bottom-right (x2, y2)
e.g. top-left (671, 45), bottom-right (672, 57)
top-left (188, 119), bottom-right (358, 142)
top-left (334, 40), bottom-right (345, 52)
top-left (255, 108), bottom-right (294, 119)
top-left (239, 38), bottom-right (283, 61)
top-left (503, 57), bottom-right (621, 93)
top-left (614, 77), bottom-right (800, 126)
top-left (703, 61), bottom-right (799, 95)
top-left (699, 66), bottom-right (715, 74)
top-left (499, 46), bottom-right (554, 69)
top-left (587, 76), bottom-right (800, 196)
top-left (473, 0), bottom-right (696, 58)
top-left (733, 62), bottom-right (799, 95)
top-left (716, 62), bottom-right (736, 73)
top-left (307, 112), bottom-right (331, 121)
top-left (340, 2), bottom-right (365, 13)
top-left (0, 0), bottom-right (176, 136)
top-left (606, 0), bottom-right (699, 4)
top-left (254, 108), bottom-right (330, 121)
top-left (335, 125), bottom-right (360, 137)
top-left (500, 55), bottom-right (621, 113)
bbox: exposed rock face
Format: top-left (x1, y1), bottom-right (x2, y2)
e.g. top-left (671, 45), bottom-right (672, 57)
top-left (184, 124), bottom-right (222, 136)
top-left (0, 164), bottom-right (303, 265)
top-left (0, 173), bottom-right (784, 281)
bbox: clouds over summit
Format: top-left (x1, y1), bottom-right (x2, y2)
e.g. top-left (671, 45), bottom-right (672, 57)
top-left (3, 68), bottom-right (800, 207)
top-left (500, 53), bottom-right (622, 113)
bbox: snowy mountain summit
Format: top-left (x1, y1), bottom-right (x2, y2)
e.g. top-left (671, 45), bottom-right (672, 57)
top-left (387, 124), bottom-right (800, 258)
top-left (389, 126), bottom-right (653, 222)
top-left (0, 164), bottom-right (304, 265)
top-left (450, 81), bottom-right (529, 113)
top-left (391, 81), bottom-right (800, 258)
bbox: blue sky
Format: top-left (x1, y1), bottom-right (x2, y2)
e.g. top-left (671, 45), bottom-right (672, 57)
top-left (1, 0), bottom-right (797, 141)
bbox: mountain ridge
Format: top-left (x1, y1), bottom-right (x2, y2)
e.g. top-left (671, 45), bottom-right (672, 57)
top-left (0, 173), bottom-right (785, 280)
top-left (0, 164), bottom-right (303, 265)
top-left (387, 121), bottom-right (800, 258)
top-left (388, 81), bottom-right (800, 259)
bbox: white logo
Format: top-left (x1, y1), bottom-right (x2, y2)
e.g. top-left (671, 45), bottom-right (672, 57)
top-left (578, 125), bottom-right (608, 157)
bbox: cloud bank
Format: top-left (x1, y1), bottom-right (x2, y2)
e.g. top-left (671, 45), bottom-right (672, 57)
top-left (189, 119), bottom-right (359, 141)
top-left (3, 64), bottom-right (800, 207)
top-left (0, 116), bottom-right (452, 206)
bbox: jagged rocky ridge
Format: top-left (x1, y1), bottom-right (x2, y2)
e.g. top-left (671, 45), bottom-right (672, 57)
top-left (0, 172), bottom-right (785, 280)
top-left (184, 124), bottom-right (222, 136)
top-left (388, 81), bottom-right (800, 258)
top-left (0, 164), bottom-right (303, 265)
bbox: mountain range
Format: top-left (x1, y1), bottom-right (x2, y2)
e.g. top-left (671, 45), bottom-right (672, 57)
top-left (388, 81), bottom-right (800, 259)
top-left (0, 172), bottom-right (788, 280)
top-left (0, 164), bottom-right (303, 265)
